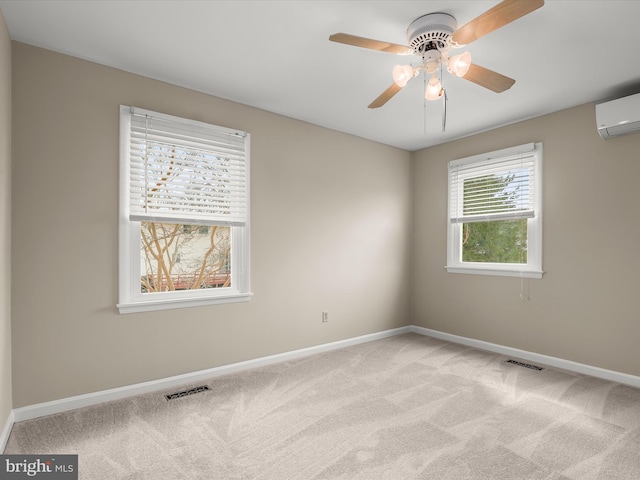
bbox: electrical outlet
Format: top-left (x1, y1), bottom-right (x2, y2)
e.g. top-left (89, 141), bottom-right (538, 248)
top-left (322, 312), bottom-right (329, 323)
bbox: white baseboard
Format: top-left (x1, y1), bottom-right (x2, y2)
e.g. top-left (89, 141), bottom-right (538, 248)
top-left (10, 324), bottom-right (640, 425)
top-left (12, 326), bottom-right (412, 423)
top-left (410, 326), bottom-right (640, 389)
top-left (0, 409), bottom-right (14, 453)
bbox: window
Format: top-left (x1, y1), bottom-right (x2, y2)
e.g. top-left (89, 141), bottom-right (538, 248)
top-left (118, 106), bottom-right (250, 313)
top-left (446, 142), bottom-right (542, 278)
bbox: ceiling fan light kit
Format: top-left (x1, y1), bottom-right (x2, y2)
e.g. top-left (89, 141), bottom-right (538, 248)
top-left (397, 12), bottom-right (471, 102)
top-left (425, 75), bottom-right (444, 101)
top-left (329, 0), bottom-right (544, 118)
top-left (392, 64), bottom-right (417, 88)
top-left (448, 51), bottom-right (472, 77)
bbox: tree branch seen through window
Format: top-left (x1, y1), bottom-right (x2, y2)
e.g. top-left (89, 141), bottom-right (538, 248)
top-left (141, 222), bottom-right (230, 293)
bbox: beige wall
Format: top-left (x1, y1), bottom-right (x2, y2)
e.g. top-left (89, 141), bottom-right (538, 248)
top-left (11, 43), bottom-right (412, 407)
top-left (412, 103), bottom-right (640, 376)
top-left (0, 8), bottom-right (12, 435)
top-left (10, 38), bottom-right (640, 410)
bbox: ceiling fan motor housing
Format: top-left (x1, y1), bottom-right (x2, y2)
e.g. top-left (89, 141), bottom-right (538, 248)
top-left (407, 13), bottom-right (457, 55)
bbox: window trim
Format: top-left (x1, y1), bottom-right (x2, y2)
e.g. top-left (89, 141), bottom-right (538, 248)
top-left (117, 106), bottom-right (251, 314)
top-left (445, 142), bottom-right (543, 279)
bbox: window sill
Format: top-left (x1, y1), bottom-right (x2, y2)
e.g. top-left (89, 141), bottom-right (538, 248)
top-left (445, 266), bottom-right (543, 279)
top-left (117, 292), bottom-right (252, 314)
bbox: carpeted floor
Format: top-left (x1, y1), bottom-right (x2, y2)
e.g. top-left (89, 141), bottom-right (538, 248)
top-left (5, 333), bottom-right (640, 479)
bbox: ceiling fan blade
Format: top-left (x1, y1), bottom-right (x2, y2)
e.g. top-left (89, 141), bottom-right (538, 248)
top-left (329, 33), bottom-right (413, 55)
top-left (452, 0), bottom-right (544, 46)
top-left (463, 64), bottom-right (515, 93)
top-left (368, 83), bottom-right (403, 109)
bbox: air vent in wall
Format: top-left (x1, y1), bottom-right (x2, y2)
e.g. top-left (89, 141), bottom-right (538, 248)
top-left (506, 359), bottom-right (544, 371)
top-left (165, 385), bottom-right (210, 401)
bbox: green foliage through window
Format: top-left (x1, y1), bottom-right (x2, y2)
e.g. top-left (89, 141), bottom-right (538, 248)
top-left (462, 219), bottom-right (527, 263)
top-left (461, 173), bottom-right (527, 263)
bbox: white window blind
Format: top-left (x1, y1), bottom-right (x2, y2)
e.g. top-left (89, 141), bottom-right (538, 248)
top-left (128, 107), bottom-right (248, 226)
top-left (449, 143), bottom-right (537, 224)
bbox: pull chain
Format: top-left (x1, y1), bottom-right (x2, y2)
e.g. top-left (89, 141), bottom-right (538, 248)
top-left (520, 276), bottom-right (529, 302)
top-left (423, 73), bottom-right (427, 135)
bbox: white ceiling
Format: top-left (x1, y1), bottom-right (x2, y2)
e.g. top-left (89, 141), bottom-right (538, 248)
top-left (2, 0), bottom-right (640, 151)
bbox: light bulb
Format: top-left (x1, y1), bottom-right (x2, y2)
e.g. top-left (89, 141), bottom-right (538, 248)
top-left (448, 51), bottom-right (471, 77)
top-left (425, 76), bottom-right (443, 101)
top-left (392, 64), bottom-right (415, 88)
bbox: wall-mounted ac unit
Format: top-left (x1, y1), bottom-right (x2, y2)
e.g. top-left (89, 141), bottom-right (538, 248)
top-left (596, 93), bottom-right (640, 139)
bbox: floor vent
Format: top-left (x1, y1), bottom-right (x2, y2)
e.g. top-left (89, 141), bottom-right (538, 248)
top-left (164, 385), bottom-right (210, 401)
top-left (506, 359), bottom-right (544, 371)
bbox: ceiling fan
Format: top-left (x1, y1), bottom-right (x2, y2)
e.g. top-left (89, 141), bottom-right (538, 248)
top-left (329, 0), bottom-right (544, 109)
